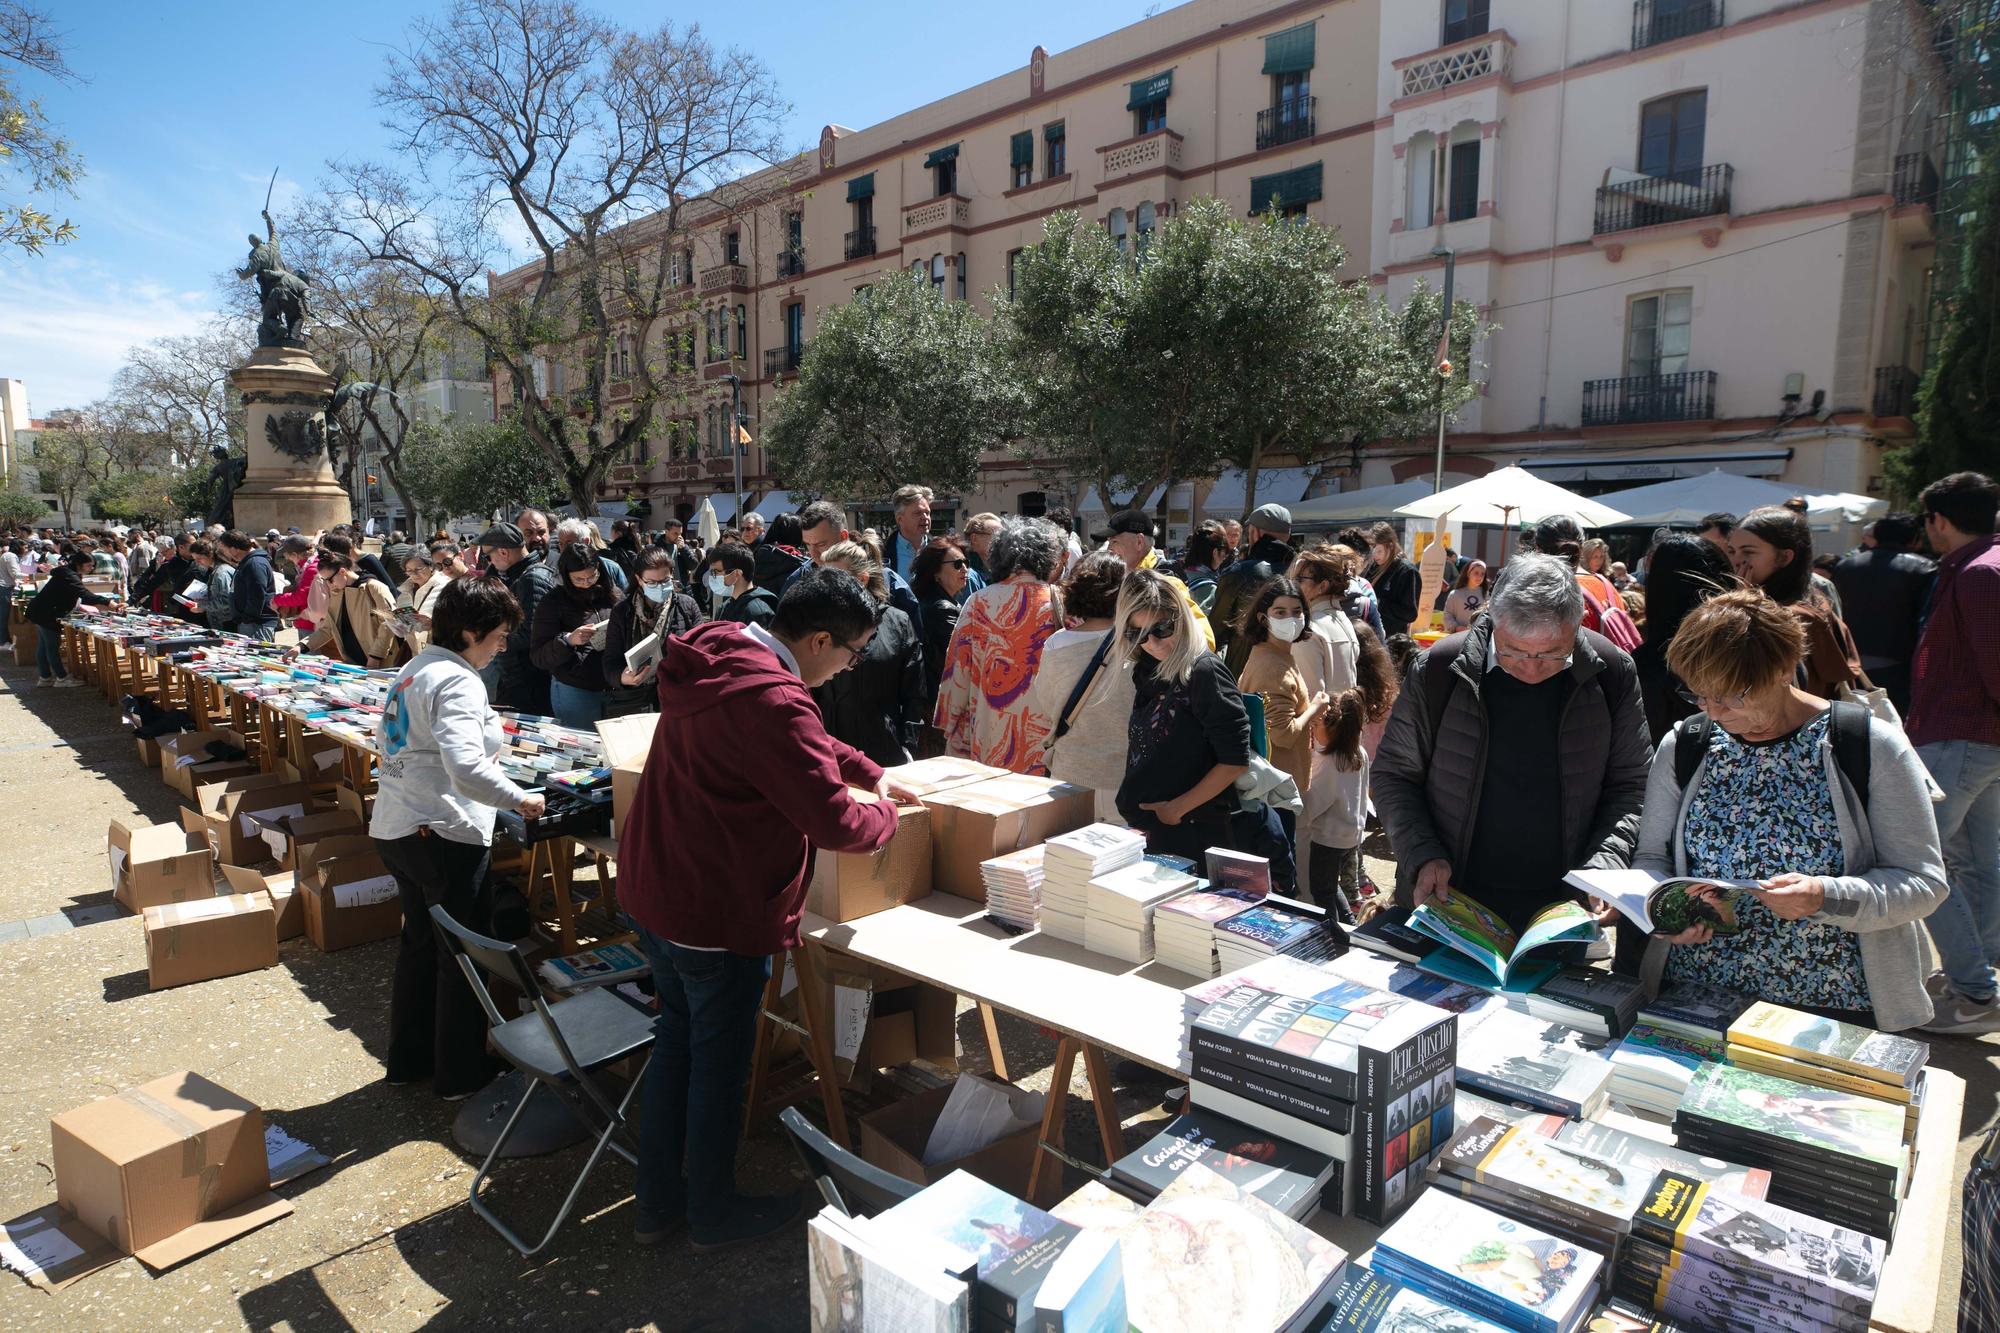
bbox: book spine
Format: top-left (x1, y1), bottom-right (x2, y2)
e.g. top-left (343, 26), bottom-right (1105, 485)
top-left (1187, 1083), bottom-right (1351, 1159)
top-left (1189, 1051), bottom-right (1356, 1131)
top-left (1354, 1041), bottom-right (1385, 1223)
top-left (1455, 1069), bottom-right (1583, 1119)
top-left (1188, 1024), bottom-right (1357, 1100)
top-left (1724, 1049), bottom-right (1913, 1104)
top-left (1672, 1118), bottom-right (1900, 1186)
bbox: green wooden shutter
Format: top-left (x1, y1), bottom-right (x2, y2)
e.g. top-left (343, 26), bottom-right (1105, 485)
top-left (1045, 121), bottom-right (1066, 143)
top-left (1262, 22), bottom-right (1317, 75)
top-left (1250, 162), bottom-right (1324, 214)
top-left (846, 173), bottom-right (874, 202)
top-left (923, 143), bottom-right (960, 168)
top-left (1127, 71), bottom-right (1173, 110)
top-left (1010, 131), bottom-right (1034, 168)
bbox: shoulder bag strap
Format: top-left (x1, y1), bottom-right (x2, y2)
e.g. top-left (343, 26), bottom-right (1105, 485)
top-left (1673, 713), bottom-right (1713, 792)
top-left (1053, 631), bottom-right (1117, 742)
top-left (1828, 699), bottom-right (1872, 813)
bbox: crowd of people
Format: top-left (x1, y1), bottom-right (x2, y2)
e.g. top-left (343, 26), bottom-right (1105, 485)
top-left (9, 465), bottom-right (1996, 1253)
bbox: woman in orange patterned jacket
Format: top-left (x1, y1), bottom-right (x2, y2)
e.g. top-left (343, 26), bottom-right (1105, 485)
top-left (934, 517), bottom-right (1067, 773)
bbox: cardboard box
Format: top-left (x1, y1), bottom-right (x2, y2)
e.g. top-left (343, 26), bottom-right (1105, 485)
top-left (856, 1076), bottom-right (1040, 1194)
top-left (293, 831), bottom-right (374, 894)
top-left (134, 735), bottom-right (163, 769)
top-left (817, 964), bottom-right (958, 1085)
top-left (187, 780), bottom-right (316, 869)
top-left (253, 808), bottom-right (362, 872)
top-left (50, 1070), bottom-right (292, 1269)
top-left (883, 756), bottom-right (1011, 799)
top-left (806, 790), bottom-right (931, 923)
top-left (219, 863), bottom-right (303, 941)
top-left (920, 773), bottom-right (1095, 901)
top-left (159, 729), bottom-right (255, 798)
top-left (304, 849), bottom-right (402, 952)
top-left (287, 730), bottom-right (348, 784)
top-left (332, 784), bottom-right (373, 824)
top-left (107, 819), bottom-right (215, 914)
top-left (595, 713), bottom-right (658, 838)
top-left (143, 894), bottom-right (277, 990)
top-left (9, 616), bottom-right (34, 669)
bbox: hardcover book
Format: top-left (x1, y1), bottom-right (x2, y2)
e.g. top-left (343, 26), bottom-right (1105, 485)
top-left (1372, 1190), bottom-right (1605, 1333)
top-left (1674, 1064), bottom-right (1906, 1180)
top-left (1726, 1002), bottom-right (1928, 1089)
top-left (1109, 1109), bottom-right (1336, 1218)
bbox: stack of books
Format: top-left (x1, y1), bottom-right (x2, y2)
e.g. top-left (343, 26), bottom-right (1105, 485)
top-left (1583, 1298), bottom-right (1699, 1332)
top-left (1108, 1107), bottom-right (1339, 1221)
top-left (1454, 1007), bottom-right (1617, 1119)
top-left (1618, 1171), bottom-right (1885, 1332)
top-left (1605, 1021), bottom-right (1725, 1117)
top-left (1213, 900), bottom-right (1322, 975)
top-left (1521, 1114), bottom-right (1772, 1201)
top-left (1327, 950), bottom-right (1506, 1026)
top-left (1431, 1115), bottom-right (1652, 1255)
top-left (1522, 966), bottom-right (1647, 1038)
top-left (1083, 858), bottom-right (1199, 964)
top-left (806, 1207), bottom-right (973, 1331)
top-left (1673, 1063), bottom-right (1907, 1239)
top-left (1370, 1189), bottom-right (1606, 1333)
top-left (1725, 1001), bottom-right (1930, 1135)
top-left (1348, 905), bottom-right (1438, 965)
top-left (1038, 825), bottom-right (1146, 946)
top-left (1050, 1164), bottom-right (1346, 1333)
top-left (1151, 888), bottom-right (1261, 979)
top-left (980, 844), bottom-right (1046, 932)
top-left (1639, 981), bottom-right (1755, 1043)
top-left (1188, 978), bottom-right (1456, 1223)
top-left (1321, 1266), bottom-right (1511, 1332)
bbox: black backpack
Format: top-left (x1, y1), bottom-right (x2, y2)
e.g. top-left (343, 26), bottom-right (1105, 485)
top-left (1671, 699), bottom-right (1873, 810)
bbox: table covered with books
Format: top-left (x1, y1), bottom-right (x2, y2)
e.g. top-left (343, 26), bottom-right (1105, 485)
top-left (800, 815), bottom-right (1965, 1333)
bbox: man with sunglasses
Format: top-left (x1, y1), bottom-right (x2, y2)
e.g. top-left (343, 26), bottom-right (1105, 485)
top-left (1374, 553), bottom-right (1650, 935)
top-left (619, 567), bottom-right (921, 1251)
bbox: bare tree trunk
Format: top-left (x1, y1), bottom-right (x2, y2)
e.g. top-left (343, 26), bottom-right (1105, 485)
top-left (1242, 441), bottom-right (1265, 523)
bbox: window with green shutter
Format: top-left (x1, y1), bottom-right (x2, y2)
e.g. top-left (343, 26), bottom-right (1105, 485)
top-left (1249, 162), bottom-right (1324, 215)
top-left (1045, 121), bottom-right (1067, 178)
top-left (1262, 22), bottom-right (1316, 75)
top-left (1010, 131), bottom-right (1034, 188)
top-left (1129, 71), bottom-right (1172, 136)
top-left (846, 174), bottom-right (874, 202)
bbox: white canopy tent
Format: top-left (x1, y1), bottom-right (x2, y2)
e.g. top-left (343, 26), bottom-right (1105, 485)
top-left (1593, 469), bottom-right (1888, 529)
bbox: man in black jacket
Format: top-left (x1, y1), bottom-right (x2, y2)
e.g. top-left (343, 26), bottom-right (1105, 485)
top-left (656, 519), bottom-right (701, 588)
top-left (132, 533), bottom-right (203, 622)
top-left (221, 530), bottom-right (281, 639)
top-left (1831, 512), bottom-right (1935, 714)
top-left (1209, 502), bottom-right (1297, 671)
top-left (706, 541), bottom-right (778, 628)
top-left (478, 522), bottom-right (559, 713)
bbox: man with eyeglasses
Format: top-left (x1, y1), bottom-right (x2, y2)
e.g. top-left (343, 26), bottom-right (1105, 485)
top-left (795, 499), bottom-right (928, 635)
top-left (1374, 552), bottom-right (1651, 935)
top-left (619, 567), bottom-right (921, 1251)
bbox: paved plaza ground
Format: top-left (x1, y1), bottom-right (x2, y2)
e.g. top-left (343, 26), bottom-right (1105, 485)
top-left (0, 646), bottom-right (1992, 1330)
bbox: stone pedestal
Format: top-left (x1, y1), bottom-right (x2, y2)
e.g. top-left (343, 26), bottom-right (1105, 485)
top-left (229, 345), bottom-right (351, 536)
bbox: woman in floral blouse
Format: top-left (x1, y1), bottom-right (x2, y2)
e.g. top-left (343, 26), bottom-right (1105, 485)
top-left (934, 518), bottom-right (1066, 773)
top-left (1631, 589), bottom-right (1946, 1032)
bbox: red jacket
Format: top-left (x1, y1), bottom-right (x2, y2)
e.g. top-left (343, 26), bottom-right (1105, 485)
top-left (618, 620), bottom-right (898, 955)
top-left (1908, 534), bottom-right (2000, 749)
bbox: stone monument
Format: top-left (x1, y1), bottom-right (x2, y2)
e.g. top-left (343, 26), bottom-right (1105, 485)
top-left (227, 208), bottom-right (351, 537)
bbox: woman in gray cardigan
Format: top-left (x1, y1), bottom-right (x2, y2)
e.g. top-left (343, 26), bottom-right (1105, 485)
top-left (1633, 590), bottom-right (1946, 1032)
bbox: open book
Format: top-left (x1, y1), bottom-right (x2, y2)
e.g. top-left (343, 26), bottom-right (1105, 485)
top-left (1563, 868), bottom-right (1762, 937)
top-left (624, 629), bottom-right (663, 679)
top-left (1407, 892), bottom-right (1599, 990)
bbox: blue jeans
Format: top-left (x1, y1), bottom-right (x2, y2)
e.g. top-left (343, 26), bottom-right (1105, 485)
top-left (631, 925), bottom-right (770, 1228)
top-left (547, 678), bottom-right (606, 728)
top-left (1921, 740), bottom-right (2000, 1001)
top-left (35, 625), bottom-right (63, 679)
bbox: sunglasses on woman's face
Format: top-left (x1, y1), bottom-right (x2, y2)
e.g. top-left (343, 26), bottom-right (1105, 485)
top-left (942, 558), bottom-right (968, 569)
top-left (1124, 620), bottom-right (1176, 644)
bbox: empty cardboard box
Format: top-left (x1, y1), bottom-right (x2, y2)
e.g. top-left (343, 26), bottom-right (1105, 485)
top-left (143, 894), bottom-right (277, 990)
top-left (921, 773), bottom-right (1095, 901)
top-left (806, 790), bottom-right (931, 923)
top-left (256, 808), bottom-right (362, 872)
top-left (108, 819), bottom-right (215, 914)
top-left (158, 728), bottom-right (255, 798)
top-left (219, 863), bottom-right (304, 941)
top-left (193, 780), bottom-right (315, 868)
top-left (856, 1075), bottom-right (1039, 1194)
top-left (305, 847), bottom-right (402, 952)
top-left (50, 1070), bottom-right (292, 1269)
top-left (134, 735), bottom-right (163, 769)
top-left (332, 784), bottom-right (373, 824)
top-left (595, 713), bottom-right (658, 838)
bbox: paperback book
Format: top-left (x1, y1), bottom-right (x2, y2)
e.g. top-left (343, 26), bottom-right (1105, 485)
top-left (1187, 1057), bottom-right (1357, 1156)
top-left (536, 942), bottom-right (650, 991)
top-left (1371, 1189), bottom-right (1605, 1333)
top-left (1108, 1108), bottom-right (1336, 1219)
top-left (1408, 894), bottom-right (1599, 991)
top-left (808, 1208), bottom-right (973, 1333)
top-left (1039, 825), bottom-right (1147, 946)
top-left (1214, 902), bottom-right (1324, 974)
top-left (1640, 981), bottom-right (1757, 1042)
top-left (1725, 1002), bottom-right (1928, 1090)
top-left (1526, 967), bottom-right (1646, 1037)
top-left (1526, 1115), bottom-right (1771, 1200)
top-left (1723, 1045), bottom-right (1922, 1124)
top-left (1152, 889), bottom-right (1262, 979)
top-left (1454, 1008), bottom-right (1616, 1119)
top-left (1205, 847), bottom-right (1274, 900)
top-left (873, 1169), bottom-right (1083, 1332)
top-left (1582, 1299), bottom-right (1696, 1333)
top-left (1562, 867), bottom-right (1764, 937)
top-left (1326, 950), bottom-right (1506, 1023)
top-left (1318, 1266), bottom-right (1511, 1333)
top-left (982, 844), bottom-right (1046, 933)
top-left (1348, 906), bottom-right (1437, 966)
top-left (1083, 858), bottom-right (1199, 964)
top-left (1616, 1234), bottom-right (1872, 1333)
top-left (1028, 1230), bottom-right (1125, 1333)
top-left (1606, 1022), bottom-right (1724, 1115)
top-left (1437, 1116), bottom-right (1653, 1241)
top-left (1674, 1064), bottom-right (1906, 1181)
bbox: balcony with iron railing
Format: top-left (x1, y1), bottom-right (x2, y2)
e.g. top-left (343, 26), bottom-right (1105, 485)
top-left (1396, 32), bottom-right (1512, 100)
top-left (1633, 0), bottom-right (1723, 50)
top-left (844, 226), bottom-right (877, 260)
top-left (763, 345), bottom-right (803, 379)
top-left (776, 248), bottom-right (806, 278)
top-left (1873, 365), bottom-right (1920, 419)
top-left (1256, 97), bottom-right (1316, 151)
top-left (1593, 163), bottom-right (1733, 236)
top-left (1582, 370), bottom-right (1719, 427)
top-left (1893, 152), bottom-right (1940, 209)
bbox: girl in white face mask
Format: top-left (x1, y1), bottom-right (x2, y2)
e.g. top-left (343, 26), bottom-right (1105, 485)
top-left (1235, 576), bottom-right (1333, 875)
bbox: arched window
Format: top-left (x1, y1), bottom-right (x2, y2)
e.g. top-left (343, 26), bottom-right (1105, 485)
top-left (1108, 207), bottom-right (1128, 253)
top-left (704, 309), bottom-right (717, 360)
top-left (930, 254), bottom-right (946, 291)
top-left (955, 252), bottom-right (967, 301)
top-left (1407, 132), bottom-right (1438, 227)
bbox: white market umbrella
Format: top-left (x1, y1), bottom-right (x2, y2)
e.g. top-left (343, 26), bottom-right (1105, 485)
top-left (1396, 466), bottom-right (1630, 563)
top-left (1288, 479), bottom-right (1438, 527)
top-left (695, 497), bottom-right (720, 548)
top-left (1594, 469), bottom-right (1886, 528)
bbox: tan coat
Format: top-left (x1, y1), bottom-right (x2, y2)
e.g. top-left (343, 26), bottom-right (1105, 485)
top-left (311, 578), bottom-right (398, 666)
top-left (1238, 641), bottom-right (1315, 797)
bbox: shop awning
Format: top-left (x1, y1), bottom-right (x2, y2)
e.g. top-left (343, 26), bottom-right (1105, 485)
top-left (1199, 467), bottom-right (1315, 517)
top-left (923, 143), bottom-right (960, 168)
top-left (1592, 469), bottom-right (1888, 528)
top-left (1262, 22), bottom-right (1316, 75)
top-left (1516, 448), bottom-right (1791, 483)
top-left (1289, 480), bottom-right (1440, 527)
top-left (846, 173), bottom-right (874, 202)
top-left (706, 492), bottom-right (738, 523)
top-left (1128, 71), bottom-right (1173, 110)
top-left (749, 491), bottom-right (794, 520)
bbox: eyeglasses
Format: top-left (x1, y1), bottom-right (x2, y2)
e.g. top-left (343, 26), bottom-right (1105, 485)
top-left (942, 559), bottom-right (968, 570)
top-left (1677, 685), bottom-right (1752, 711)
top-left (834, 634), bottom-right (873, 662)
top-left (1494, 644), bottom-right (1573, 667)
top-left (1124, 620), bottom-right (1177, 644)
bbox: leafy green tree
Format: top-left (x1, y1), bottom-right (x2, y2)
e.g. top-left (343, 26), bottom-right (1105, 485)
top-left (763, 272), bottom-right (1022, 499)
top-left (87, 470), bottom-right (181, 525)
top-left (399, 415), bottom-right (563, 531)
top-left (0, 486), bottom-right (46, 529)
top-left (1895, 148), bottom-right (2000, 499)
top-left (25, 424), bottom-right (102, 529)
top-left (0, 3), bottom-right (81, 254)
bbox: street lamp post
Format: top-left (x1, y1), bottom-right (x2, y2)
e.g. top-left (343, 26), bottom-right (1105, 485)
top-left (720, 372), bottom-right (744, 525)
top-left (1430, 245), bottom-right (1457, 494)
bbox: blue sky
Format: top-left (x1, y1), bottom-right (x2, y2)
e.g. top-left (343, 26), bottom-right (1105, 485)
top-left (0, 0), bottom-right (1150, 414)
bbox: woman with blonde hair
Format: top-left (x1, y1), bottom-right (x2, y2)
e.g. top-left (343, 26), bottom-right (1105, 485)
top-left (1633, 589), bottom-right (1945, 1030)
top-left (1113, 569), bottom-right (1273, 870)
top-left (812, 540), bottom-right (928, 766)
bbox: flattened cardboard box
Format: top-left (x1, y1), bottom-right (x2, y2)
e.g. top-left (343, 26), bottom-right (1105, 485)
top-left (305, 850), bottom-right (401, 952)
top-left (883, 755), bottom-right (1011, 798)
top-left (219, 863), bottom-right (304, 941)
top-left (595, 713), bottom-right (658, 838)
top-left (108, 818), bottom-right (215, 914)
top-left (143, 893), bottom-right (277, 990)
top-left (806, 789), bottom-right (931, 923)
top-left (920, 773), bottom-right (1094, 901)
top-left (50, 1070), bottom-right (291, 1270)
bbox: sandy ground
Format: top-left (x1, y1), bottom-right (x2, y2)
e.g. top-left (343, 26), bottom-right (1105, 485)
top-left (0, 643), bottom-right (1991, 1331)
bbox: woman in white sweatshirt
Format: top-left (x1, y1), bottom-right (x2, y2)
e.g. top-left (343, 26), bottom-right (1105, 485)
top-left (371, 577), bottom-right (546, 1099)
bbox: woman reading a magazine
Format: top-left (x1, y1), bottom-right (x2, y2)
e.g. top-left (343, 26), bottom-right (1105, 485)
top-left (1631, 590), bottom-right (1946, 1031)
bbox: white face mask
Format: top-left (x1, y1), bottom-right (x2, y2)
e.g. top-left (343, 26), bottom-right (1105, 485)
top-left (642, 581), bottom-right (672, 604)
top-left (705, 573), bottom-right (730, 599)
top-left (1267, 615), bottom-right (1303, 643)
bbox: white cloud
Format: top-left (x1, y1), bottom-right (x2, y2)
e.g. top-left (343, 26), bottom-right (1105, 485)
top-left (0, 263), bottom-right (221, 413)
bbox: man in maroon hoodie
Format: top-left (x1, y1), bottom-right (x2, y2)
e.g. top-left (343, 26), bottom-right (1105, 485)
top-left (620, 567), bottom-right (919, 1248)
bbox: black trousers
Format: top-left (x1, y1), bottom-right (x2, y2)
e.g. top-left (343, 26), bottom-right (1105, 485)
top-left (376, 829), bottom-right (495, 1096)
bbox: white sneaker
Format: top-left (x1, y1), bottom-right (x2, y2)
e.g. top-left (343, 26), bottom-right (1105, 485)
top-left (52, 677), bottom-right (82, 689)
top-left (1919, 990), bottom-right (2000, 1036)
top-left (34, 676), bottom-right (51, 688)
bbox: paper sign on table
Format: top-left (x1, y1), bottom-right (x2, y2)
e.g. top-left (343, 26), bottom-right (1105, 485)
top-left (332, 873), bottom-right (398, 910)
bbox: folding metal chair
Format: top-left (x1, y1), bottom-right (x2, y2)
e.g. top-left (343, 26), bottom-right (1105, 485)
top-left (778, 1106), bottom-right (919, 1219)
top-left (430, 905), bottom-right (657, 1257)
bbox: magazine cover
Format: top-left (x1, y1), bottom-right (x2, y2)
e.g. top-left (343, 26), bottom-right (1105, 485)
top-left (1324, 1266), bottom-right (1512, 1333)
top-left (1375, 1190), bottom-right (1604, 1333)
top-left (1675, 1064), bottom-right (1906, 1175)
top-left (1726, 1002), bottom-right (1929, 1088)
